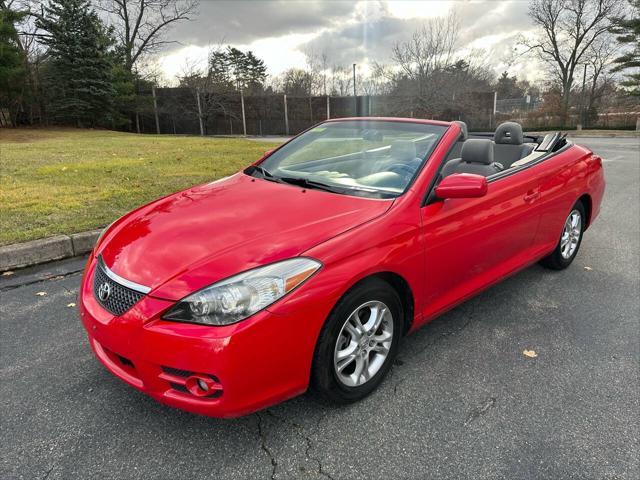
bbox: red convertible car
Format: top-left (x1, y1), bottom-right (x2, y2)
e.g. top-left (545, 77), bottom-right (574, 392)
top-left (79, 118), bottom-right (605, 418)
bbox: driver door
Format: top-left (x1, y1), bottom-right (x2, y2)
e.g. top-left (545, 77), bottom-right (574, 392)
top-left (419, 172), bottom-right (542, 321)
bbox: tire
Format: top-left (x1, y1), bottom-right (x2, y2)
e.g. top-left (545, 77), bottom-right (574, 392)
top-left (540, 201), bottom-right (586, 270)
top-left (310, 278), bottom-right (403, 404)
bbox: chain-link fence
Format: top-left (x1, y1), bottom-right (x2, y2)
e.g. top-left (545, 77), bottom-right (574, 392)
top-left (496, 96), bottom-right (542, 114)
top-left (131, 88), bottom-right (497, 136)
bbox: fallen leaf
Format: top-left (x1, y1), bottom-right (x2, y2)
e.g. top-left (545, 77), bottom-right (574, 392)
top-left (523, 349), bottom-right (538, 358)
top-left (36, 291), bottom-right (47, 296)
top-left (584, 266), bottom-right (593, 271)
top-left (2, 271), bottom-right (14, 276)
top-left (67, 302), bottom-right (76, 308)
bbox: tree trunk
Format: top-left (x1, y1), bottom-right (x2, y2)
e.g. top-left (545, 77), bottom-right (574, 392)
top-left (561, 83), bottom-right (572, 125)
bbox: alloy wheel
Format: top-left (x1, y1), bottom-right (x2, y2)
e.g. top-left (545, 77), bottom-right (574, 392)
top-left (333, 301), bottom-right (394, 387)
top-left (560, 209), bottom-right (582, 259)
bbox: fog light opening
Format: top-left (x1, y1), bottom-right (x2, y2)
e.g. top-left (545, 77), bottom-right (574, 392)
top-left (197, 378), bottom-right (209, 392)
top-left (183, 374), bottom-right (221, 398)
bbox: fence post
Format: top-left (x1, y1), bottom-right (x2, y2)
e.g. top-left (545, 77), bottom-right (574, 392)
top-left (240, 89), bottom-right (247, 136)
top-left (326, 96), bottom-right (330, 119)
top-left (491, 91), bottom-right (497, 129)
top-left (152, 86), bottom-right (160, 134)
top-left (284, 94), bottom-right (289, 136)
top-left (196, 89), bottom-right (204, 136)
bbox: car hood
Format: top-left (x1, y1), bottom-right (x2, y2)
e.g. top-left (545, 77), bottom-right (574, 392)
top-left (97, 173), bottom-right (392, 300)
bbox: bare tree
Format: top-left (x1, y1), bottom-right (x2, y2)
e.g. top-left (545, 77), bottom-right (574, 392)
top-left (526, 0), bottom-right (623, 116)
top-left (97, 0), bottom-right (198, 72)
top-left (391, 12), bottom-right (459, 97)
top-left (328, 65), bottom-right (352, 96)
top-left (582, 38), bottom-right (620, 124)
top-left (279, 68), bottom-right (314, 96)
top-left (176, 50), bottom-right (239, 134)
top-left (369, 62), bottom-right (397, 96)
top-left (303, 48), bottom-right (329, 96)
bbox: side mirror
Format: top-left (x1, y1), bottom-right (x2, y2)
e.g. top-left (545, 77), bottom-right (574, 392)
top-left (435, 173), bottom-right (488, 199)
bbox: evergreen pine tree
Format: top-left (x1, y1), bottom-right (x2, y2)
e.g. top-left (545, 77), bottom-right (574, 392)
top-left (0, 3), bottom-right (27, 124)
top-left (37, 0), bottom-right (114, 126)
top-left (611, 0), bottom-right (640, 96)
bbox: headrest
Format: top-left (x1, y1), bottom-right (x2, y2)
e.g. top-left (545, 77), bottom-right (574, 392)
top-left (453, 121), bottom-right (468, 141)
top-left (461, 139), bottom-right (494, 165)
top-left (495, 122), bottom-right (524, 145)
top-left (390, 140), bottom-right (417, 162)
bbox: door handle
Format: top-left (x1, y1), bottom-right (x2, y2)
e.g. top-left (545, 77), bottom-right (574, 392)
top-left (523, 190), bottom-right (540, 203)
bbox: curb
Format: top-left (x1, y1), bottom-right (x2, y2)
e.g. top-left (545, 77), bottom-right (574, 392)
top-left (528, 131), bottom-right (639, 138)
top-left (566, 134), bottom-right (640, 138)
top-left (0, 229), bottom-right (101, 272)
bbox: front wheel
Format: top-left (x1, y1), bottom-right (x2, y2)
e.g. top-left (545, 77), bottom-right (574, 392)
top-left (310, 278), bottom-right (403, 404)
top-left (540, 201), bottom-right (586, 270)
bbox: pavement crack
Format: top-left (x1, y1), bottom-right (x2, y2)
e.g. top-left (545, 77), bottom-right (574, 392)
top-left (393, 377), bottom-right (406, 395)
top-left (464, 397), bottom-right (497, 427)
top-left (42, 466), bottom-right (54, 480)
top-left (441, 305), bottom-right (476, 337)
top-left (256, 412), bottom-right (278, 479)
top-left (266, 411), bottom-right (335, 480)
top-left (61, 283), bottom-right (78, 295)
top-left (0, 270), bottom-right (83, 292)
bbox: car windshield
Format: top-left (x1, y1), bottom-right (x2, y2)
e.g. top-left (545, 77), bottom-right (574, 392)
top-left (249, 120), bottom-right (448, 198)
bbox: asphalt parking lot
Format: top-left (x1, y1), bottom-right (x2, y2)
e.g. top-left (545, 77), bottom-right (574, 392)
top-left (1, 137), bottom-right (638, 479)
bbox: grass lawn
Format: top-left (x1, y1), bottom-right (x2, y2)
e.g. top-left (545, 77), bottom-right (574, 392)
top-left (0, 128), bottom-right (278, 246)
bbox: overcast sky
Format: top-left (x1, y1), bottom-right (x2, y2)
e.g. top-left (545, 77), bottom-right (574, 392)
top-left (156, 0), bottom-right (540, 84)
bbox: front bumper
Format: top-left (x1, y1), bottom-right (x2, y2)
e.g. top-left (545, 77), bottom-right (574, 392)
top-left (79, 254), bottom-right (325, 418)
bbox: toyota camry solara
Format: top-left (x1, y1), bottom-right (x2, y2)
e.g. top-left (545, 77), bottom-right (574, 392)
top-left (79, 118), bottom-right (605, 418)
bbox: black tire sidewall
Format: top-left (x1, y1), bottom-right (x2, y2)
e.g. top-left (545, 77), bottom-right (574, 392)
top-left (311, 278), bottom-right (403, 403)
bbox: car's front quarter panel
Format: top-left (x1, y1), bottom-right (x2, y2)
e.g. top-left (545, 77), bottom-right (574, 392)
top-left (79, 253), bottom-right (328, 417)
top-left (295, 195), bottom-right (426, 333)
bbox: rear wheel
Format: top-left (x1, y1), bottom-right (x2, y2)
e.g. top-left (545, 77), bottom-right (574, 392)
top-left (310, 278), bottom-right (403, 404)
top-left (540, 201), bottom-right (586, 270)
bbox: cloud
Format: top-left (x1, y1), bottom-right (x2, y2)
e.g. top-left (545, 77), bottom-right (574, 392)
top-left (300, 1), bottom-right (536, 70)
top-left (457, 0), bottom-right (532, 45)
top-left (157, 0), bottom-right (538, 82)
top-left (302, 15), bottom-right (420, 66)
top-left (170, 0), bottom-right (357, 45)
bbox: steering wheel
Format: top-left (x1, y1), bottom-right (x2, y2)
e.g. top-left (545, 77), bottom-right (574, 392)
top-left (387, 163), bottom-right (416, 179)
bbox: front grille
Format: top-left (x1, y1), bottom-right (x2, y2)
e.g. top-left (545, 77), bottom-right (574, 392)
top-left (93, 258), bottom-right (145, 316)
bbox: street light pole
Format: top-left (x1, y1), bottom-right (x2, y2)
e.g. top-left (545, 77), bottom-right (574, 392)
top-left (352, 63), bottom-right (357, 97)
top-left (352, 63), bottom-right (357, 116)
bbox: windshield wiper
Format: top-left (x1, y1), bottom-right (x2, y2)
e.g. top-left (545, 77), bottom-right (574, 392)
top-left (249, 167), bottom-right (381, 196)
top-left (248, 165), bottom-right (274, 178)
top-left (275, 176), bottom-right (351, 194)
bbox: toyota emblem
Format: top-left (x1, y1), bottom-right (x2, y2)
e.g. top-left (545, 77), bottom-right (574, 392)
top-left (98, 282), bottom-right (112, 302)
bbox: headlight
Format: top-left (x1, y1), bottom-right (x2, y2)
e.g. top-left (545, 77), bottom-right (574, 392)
top-left (162, 257), bottom-right (322, 326)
